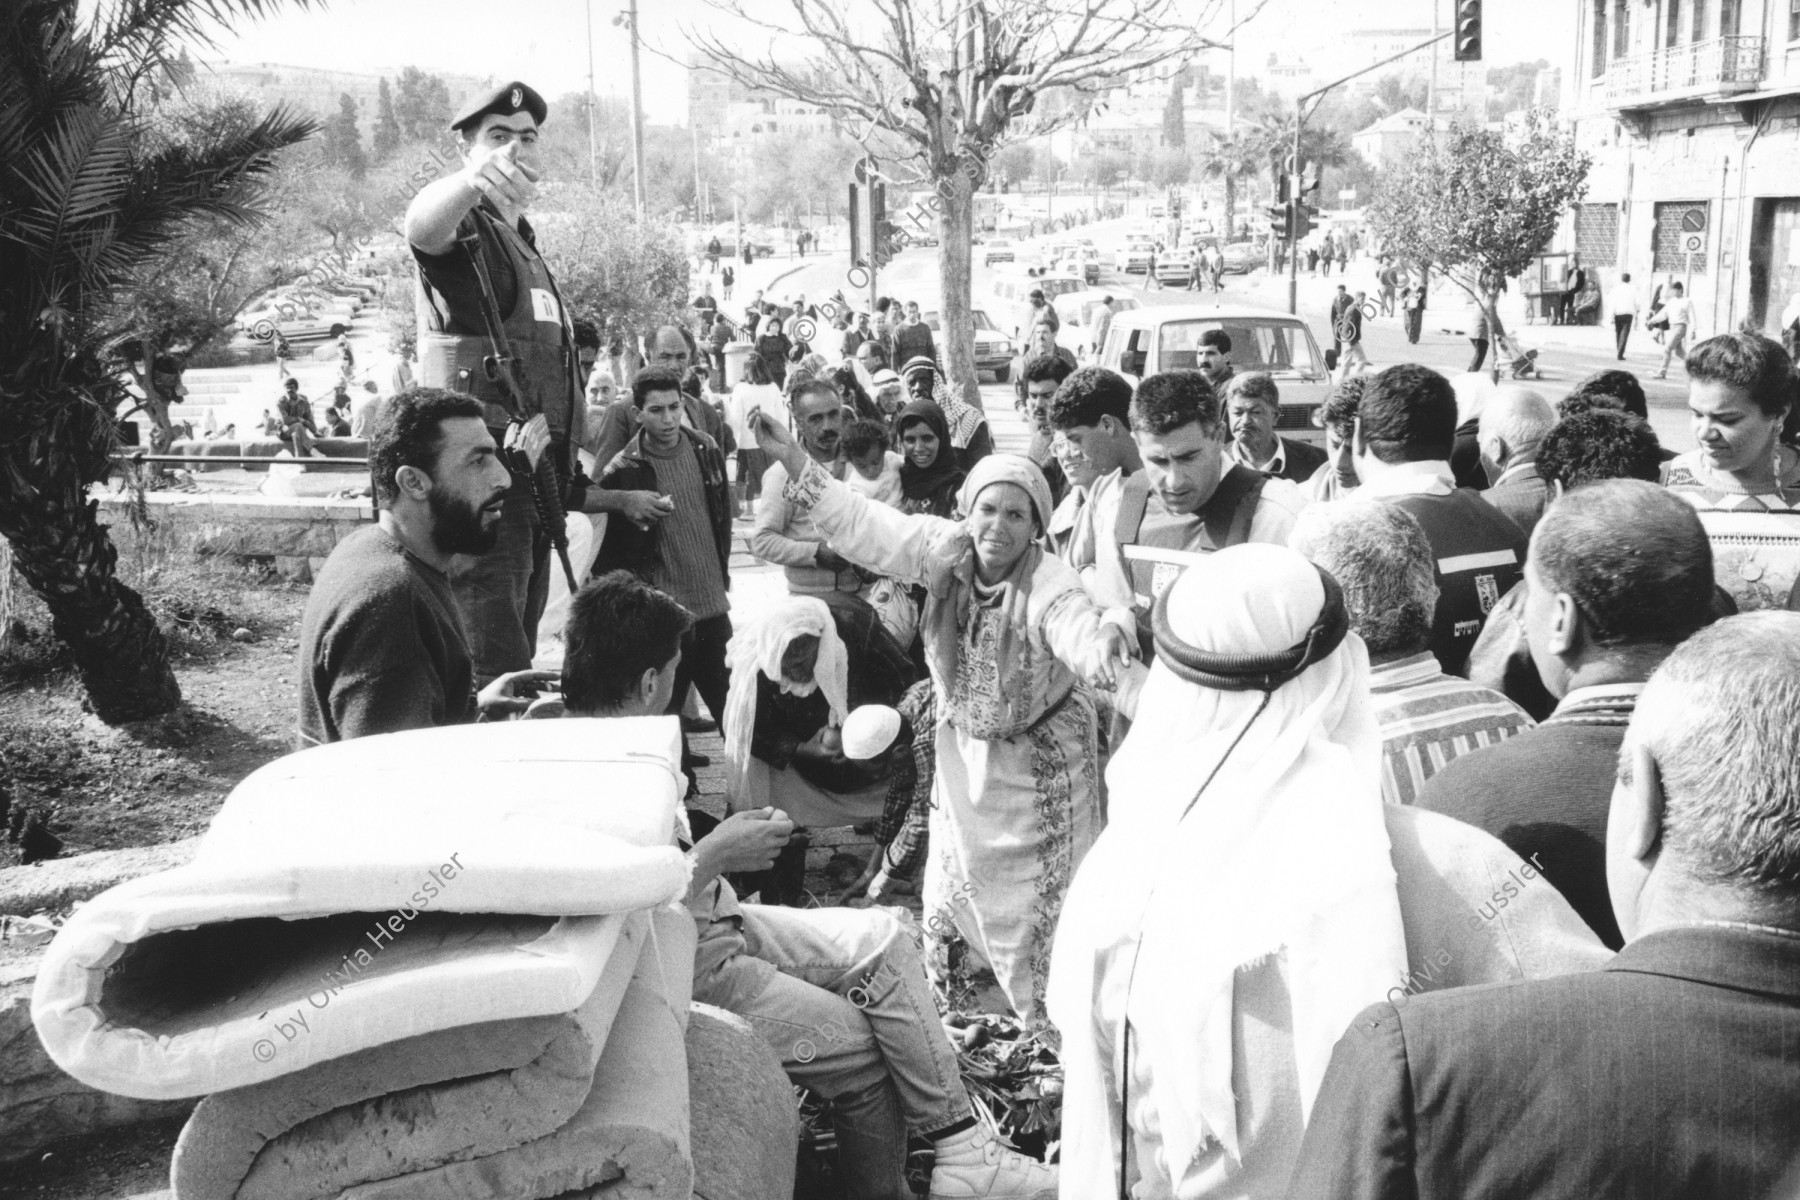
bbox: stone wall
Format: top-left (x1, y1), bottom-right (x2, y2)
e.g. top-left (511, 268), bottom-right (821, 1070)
top-left (95, 492), bottom-right (374, 583)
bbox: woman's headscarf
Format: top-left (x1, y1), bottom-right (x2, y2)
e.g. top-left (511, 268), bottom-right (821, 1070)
top-left (722, 598), bottom-right (850, 812)
top-left (919, 455), bottom-right (1056, 735)
top-left (895, 398), bottom-right (962, 506)
top-left (1048, 544), bottom-right (1407, 1188)
top-left (901, 356), bottom-right (987, 450)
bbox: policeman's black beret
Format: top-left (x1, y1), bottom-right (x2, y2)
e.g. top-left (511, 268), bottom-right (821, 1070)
top-left (449, 81), bottom-right (548, 133)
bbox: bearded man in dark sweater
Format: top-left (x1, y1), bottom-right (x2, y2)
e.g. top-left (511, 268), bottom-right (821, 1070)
top-left (297, 388), bottom-right (556, 746)
top-left (1415, 479), bottom-right (1717, 948)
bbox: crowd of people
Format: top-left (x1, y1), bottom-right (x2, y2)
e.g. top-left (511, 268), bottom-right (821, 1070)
top-left (287, 78), bottom-right (1800, 1200)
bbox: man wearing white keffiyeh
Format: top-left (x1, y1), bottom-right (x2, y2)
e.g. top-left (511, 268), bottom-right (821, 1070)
top-left (1047, 544), bottom-right (1613, 1200)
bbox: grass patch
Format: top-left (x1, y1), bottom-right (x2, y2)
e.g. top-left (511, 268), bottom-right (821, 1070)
top-left (1, 516), bottom-right (300, 687)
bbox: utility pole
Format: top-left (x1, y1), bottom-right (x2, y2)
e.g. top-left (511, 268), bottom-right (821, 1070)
top-left (1284, 29), bottom-right (1452, 315)
top-left (1226, 0), bottom-right (1236, 137)
top-left (691, 122), bottom-right (703, 223)
top-left (585, 0), bottom-right (598, 189)
top-left (1429, 0), bottom-right (1439, 138)
top-left (623, 0), bottom-right (646, 217)
top-left (1288, 104), bottom-right (1301, 315)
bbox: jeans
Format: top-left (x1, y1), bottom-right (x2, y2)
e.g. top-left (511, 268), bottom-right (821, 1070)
top-left (1613, 315), bottom-right (1633, 359)
top-left (450, 474), bottom-right (549, 686)
top-left (1661, 324), bottom-right (1689, 372)
top-left (696, 904), bottom-right (972, 1200)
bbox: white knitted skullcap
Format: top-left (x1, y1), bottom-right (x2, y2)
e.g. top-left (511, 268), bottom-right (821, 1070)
top-left (841, 705), bottom-right (903, 761)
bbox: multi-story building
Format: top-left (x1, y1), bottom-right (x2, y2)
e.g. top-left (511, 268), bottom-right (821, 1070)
top-left (1568, 0), bottom-right (1800, 339)
top-left (688, 60), bottom-right (847, 175)
top-left (1352, 107), bottom-right (1432, 167)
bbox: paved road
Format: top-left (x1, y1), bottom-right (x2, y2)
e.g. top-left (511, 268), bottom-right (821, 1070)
top-left (747, 244), bottom-right (1699, 454)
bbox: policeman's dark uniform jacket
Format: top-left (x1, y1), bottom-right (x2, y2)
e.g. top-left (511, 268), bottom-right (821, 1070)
top-left (412, 82), bottom-right (591, 683)
top-left (1384, 487), bottom-right (1527, 677)
top-left (1110, 465), bottom-right (1266, 658)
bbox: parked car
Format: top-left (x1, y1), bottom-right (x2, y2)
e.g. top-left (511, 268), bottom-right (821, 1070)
top-left (983, 238), bottom-right (1017, 266)
top-left (909, 304), bottom-right (1015, 380)
top-left (1113, 238), bottom-right (1156, 274)
top-left (1219, 240), bottom-right (1261, 274)
top-left (1094, 304), bottom-right (1331, 443)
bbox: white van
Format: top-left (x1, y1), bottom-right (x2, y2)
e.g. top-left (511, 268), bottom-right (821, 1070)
top-left (987, 268), bottom-right (1087, 346)
top-left (1094, 304), bottom-right (1333, 443)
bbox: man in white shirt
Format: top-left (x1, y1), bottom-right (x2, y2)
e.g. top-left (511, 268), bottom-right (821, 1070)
top-left (1608, 272), bottom-right (1638, 361)
top-left (1652, 281), bottom-right (1694, 379)
top-left (1045, 367), bottom-right (1142, 579)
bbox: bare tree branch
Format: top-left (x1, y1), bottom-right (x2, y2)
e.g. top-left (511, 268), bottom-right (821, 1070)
top-left (668, 0), bottom-right (1236, 411)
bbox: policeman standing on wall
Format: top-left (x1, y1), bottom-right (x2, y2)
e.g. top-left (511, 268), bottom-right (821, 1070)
top-left (406, 82), bottom-right (665, 683)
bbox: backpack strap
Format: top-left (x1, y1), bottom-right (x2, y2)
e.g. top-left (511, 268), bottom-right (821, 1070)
top-left (1114, 470), bottom-right (1153, 550)
top-left (1201, 464), bottom-right (1266, 549)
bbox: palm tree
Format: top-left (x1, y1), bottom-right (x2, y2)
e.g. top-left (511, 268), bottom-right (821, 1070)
top-left (1198, 130), bottom-right (1266, 241)
top-left (1, 0), bottom-right (315, 723)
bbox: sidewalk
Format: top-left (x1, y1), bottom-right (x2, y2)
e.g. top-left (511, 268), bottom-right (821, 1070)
top-left (1228, 262), bottom-right (1628, 355)
top-left (691, 251), bottom-right (828, 310)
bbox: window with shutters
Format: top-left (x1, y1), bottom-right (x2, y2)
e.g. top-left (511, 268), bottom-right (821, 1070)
top-left (1593, 0), bottom-right (1609, 75)
top-left (1615, 0), bottom-right (1632, 56)
top-left (1653, 201), bottom-right (1710, 274)
top-left (1575, 204), bottom-right (1620, 267)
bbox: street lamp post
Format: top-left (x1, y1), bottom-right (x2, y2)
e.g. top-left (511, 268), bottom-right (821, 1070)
top-left (614, 1), bottom-right (646, 218)
top-left (585, 0), bottom-right (598, 189)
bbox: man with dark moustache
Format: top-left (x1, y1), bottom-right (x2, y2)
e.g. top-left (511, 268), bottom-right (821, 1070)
top-left (297, 388), bottom-right (555, 747)
top-left (406, 81), bottom-right (664, 684)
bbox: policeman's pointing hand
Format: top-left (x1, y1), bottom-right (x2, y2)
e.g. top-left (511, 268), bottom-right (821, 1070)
top-left (462, 139), bottom-right (539, 212)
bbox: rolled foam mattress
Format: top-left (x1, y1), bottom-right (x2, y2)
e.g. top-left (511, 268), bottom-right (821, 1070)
top-left (33, 718), bottom-right (693, 1100)
top-left (335, 902), bottom-right (697, 1200)
top-left (171, 910), bottom-right (653, 1200)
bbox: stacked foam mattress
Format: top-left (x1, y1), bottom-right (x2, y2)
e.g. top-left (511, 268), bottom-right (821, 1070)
top-left (31, 717), bottom-right (728, 1200)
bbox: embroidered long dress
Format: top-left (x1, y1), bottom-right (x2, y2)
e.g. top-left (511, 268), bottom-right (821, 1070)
top-left (1663, 450), bottom-right (1800, 611)
top-left (781, 457), bottom-right (1107, 1023)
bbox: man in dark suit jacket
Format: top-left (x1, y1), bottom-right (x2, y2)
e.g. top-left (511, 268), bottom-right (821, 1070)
top-left (1477, 384), bottom-right (1556, 537)
top-left (1287, 610), bottom-right (1800, 1200)
top-left (1224, 370), bottom-right (1328, 484)
top-left (1415, 481), bottom-right (1717, 949)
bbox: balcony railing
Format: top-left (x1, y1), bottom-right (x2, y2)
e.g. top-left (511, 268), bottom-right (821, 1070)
top-left (1603, 35), bottom-right (1765, 105)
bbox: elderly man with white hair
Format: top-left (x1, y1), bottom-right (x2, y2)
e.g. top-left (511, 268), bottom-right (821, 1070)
top-left (1047, 543), bottom-right (1608, 1200)
top-left (1288, 612), bottom-right (1800, 1199)
top-left (1290, 499), bottom-right (1533, 805)
top-left (1477, 385), bottom-right (1557, 536)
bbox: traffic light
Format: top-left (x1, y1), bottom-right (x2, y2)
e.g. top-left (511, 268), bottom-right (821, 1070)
top-left (1267, 204), bottom-right (1289, 240)
top-left (867, 182), bottom-right (891, 267)
top-left (1293, 166), bottom-right (1320, 239)
top-left (1292, 202), bottom-right (1316, 241)
top-left (848, 183), bottom-right (864, 267)
top-left (1454, 0), bottom-right (1482, 61)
